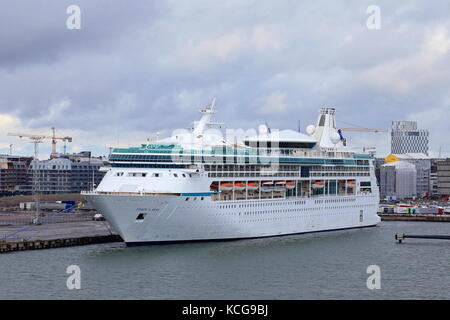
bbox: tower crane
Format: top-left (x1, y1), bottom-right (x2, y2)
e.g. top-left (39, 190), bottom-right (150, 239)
top-left (335, 127), bottom-right (387, 148)
top-left (339, 128), bottom-right (387, 133)
top-left (7, 128), bottom-right (72, 224)
top-left (7, 127), bottom-right (72, 158)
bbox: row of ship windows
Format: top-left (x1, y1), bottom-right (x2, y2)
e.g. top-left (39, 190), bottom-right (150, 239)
top-left (136, 204), bottom-right (375, 220)
top-left (219, 201), bottom-right (364, 212)
top-left (311, 173), bottom-right (370, 177)
top-left (238, 206), bottom-right (371, 215)
top-left (180, 199), bottom-right (365, 209)
top-left (115, 172), bottom-right (192, 178)
top-left (178, 204), bottom-right (372, 211)
top-left (185, 197), bottom-right (205, 201)
top-left (315, 198), bottom-right (356, 204)
top-left (218, 201), bottom-right (306, 209)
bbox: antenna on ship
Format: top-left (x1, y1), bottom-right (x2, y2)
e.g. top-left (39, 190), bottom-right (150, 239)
top-left (199, 97), bottom-right (217, 114)
top-left (210, 97), bottom-right (216, 112)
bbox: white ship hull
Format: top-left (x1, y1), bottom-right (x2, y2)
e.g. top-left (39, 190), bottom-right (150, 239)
top-left (84, 192), bottom-right (380, 245)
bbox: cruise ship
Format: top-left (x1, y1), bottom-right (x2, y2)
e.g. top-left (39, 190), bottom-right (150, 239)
top-left (83, 100), bottom-right (380, 245)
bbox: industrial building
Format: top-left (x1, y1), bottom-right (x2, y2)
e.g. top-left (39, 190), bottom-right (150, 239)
top-left (391, 121), bottom-right (429, 155)
top-left (0, 155), bottom-right (33, 195)
top-left (0, 151), bottom-right (108, 195)
top-left (380, 161), bottom-right (417, 200)
top-left (384, 153), bottom-right (431, 197)
top-left (436, 158), bottom-right (450, 198)
top-left (430, 159), bottom-right (441, 196)
top-left (28, 152), bottom-right (107, 194)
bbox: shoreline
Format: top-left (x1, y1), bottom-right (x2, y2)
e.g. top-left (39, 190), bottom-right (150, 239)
top-left (378, 213), bottom-right (450, 222)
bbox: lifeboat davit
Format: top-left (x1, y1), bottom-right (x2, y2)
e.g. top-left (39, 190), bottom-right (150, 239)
top-left (311, 181), bottom-right (325, 189)
top-left (233, 182), bottom-right (245, 191)
top-left (220, 183), bottom-right (233, 191)
top-left (285, 181), bottom-right (295, 189)
top-left (247, 182), bottom-right (259, 191)
top-left (209, 183), bottom-right (218, 190)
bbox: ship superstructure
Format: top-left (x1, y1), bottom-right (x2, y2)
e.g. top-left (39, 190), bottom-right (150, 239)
top-left (83, 100), bottom-right (380, 245)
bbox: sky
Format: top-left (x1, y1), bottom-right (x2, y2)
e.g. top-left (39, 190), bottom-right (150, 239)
top-left (0, 0), bottom-right (449, 159)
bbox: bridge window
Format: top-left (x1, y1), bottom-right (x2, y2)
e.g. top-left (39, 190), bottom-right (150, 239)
top-left (128, 172), bottom-right (147, 177)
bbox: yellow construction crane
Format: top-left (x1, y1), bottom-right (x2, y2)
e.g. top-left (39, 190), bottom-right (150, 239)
top-left (339, 128), bottom-right (387, 133)
top-left (7, 127), bottom-right (72, 158)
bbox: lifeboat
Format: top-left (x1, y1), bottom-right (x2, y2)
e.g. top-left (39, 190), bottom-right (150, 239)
top-left (261, 187), bottom-right (273, 193)
top-left (220, 183), bottom-right (233, 191)
top-left (247, 182), bottom-right (259, 191)
top-left (346, 180), bottom-right (356, 188)
top-left (311, 181), bottom-right (325, 189)
top-left (261, 181), bottom-right (274, 192)
top-left (285, 181), bottom-right (295, 189)
top-left (233, 182), bottom-right (245, 191)
top-left (273, 181), bottom-right (286, 192)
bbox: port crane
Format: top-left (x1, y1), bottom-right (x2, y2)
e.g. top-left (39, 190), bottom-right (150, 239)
top-left (7, 127), bottom-right (72, 158)
top-left (7, 128), bottom-right (72, 224)
top-left (336, 125), bottom-right (387, 149)
top-left (339, 128), bottom-right (387, 133)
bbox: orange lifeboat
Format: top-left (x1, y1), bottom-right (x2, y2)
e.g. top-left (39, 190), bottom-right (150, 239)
top-left (220, 183), bottom-right (233, 191)
top-left (311, 181), bottom-right (325, 189)
top-left (346, 180), bottom-right (356, 188)
top-left (247, 182), bottom-right (259, 191)
top-left (285, 181), bottom-right (295, 189)
top-left (233, 182), bottom-right (245, 191)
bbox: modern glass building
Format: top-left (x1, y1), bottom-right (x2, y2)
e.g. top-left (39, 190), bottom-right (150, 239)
top-left (391, 121), bottom-right (429, 155)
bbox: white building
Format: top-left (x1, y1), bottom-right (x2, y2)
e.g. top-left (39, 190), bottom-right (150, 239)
top-left (380, 161), bottom-right (417, 199)
top-left (385, 153), bottom-right (431, 197)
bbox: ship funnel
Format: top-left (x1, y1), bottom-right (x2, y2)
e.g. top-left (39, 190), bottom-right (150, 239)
top-left (312, 108), bottom-right (342, 148)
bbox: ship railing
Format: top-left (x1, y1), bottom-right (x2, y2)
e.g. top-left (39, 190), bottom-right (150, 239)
top-left (208, 171), bottom-right (301, 178)
top-left (81, 190), bottom-right (180, 196)
top-left (111, 147), bottom-right (360, 160)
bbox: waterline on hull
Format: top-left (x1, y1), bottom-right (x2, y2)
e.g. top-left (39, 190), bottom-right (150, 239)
top-left (125, 224), bottom-right (379, 246)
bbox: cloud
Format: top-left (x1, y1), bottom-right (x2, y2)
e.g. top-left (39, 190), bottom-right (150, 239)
top-left (166, 24), bottom-right (282, 70)
top-left (258, 91), bottom-right (289, 114)
top-left (0, 0), bottom-right (449, 158)
top-left (358, 22), bottom-right (450, 95)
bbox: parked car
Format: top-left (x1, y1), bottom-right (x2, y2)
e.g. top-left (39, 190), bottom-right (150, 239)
top-left (93, 213), bottom-right (105, 221)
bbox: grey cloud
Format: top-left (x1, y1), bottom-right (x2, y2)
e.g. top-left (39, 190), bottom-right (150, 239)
top-left (0, 0), bottom-right (449, 157)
